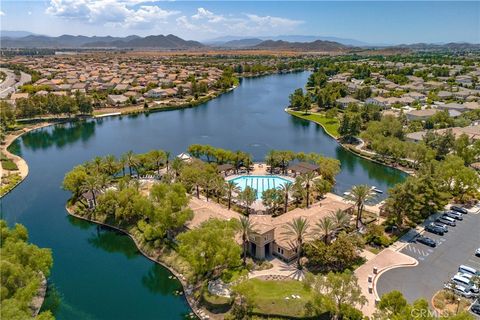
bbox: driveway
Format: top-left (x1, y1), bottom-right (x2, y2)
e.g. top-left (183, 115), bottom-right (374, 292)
top-left (376, 210), bottom-right (480, 304)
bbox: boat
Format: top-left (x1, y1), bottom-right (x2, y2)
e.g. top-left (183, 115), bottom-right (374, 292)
top-left (343, 191), bottom-right (351, 196)
top-left (371, 186), bottom-right (383, 194)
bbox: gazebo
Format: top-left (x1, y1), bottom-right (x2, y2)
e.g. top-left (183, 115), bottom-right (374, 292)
top-left (288, 162), bottom-right (320, 177)
top-left (217, 163), bottom-right (234, 176)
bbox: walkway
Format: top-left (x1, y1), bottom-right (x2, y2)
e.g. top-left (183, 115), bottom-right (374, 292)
top-left (249, 258), bottom-right (305, 281)
top-left (354, 248), bottom-right (418, 317)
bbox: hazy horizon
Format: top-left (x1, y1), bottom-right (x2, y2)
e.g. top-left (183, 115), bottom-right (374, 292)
top-left (1, 1), bottom-right (479, 44)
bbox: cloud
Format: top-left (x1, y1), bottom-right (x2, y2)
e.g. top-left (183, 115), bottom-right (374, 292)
top-left (0, 10), bottom-right (5, 16)
top-left (177, 8), bottom-right (303, 36)
top-left (46, 0), bottom-right (179, 27)
top-left (246, 14), bottom-right (303, 28)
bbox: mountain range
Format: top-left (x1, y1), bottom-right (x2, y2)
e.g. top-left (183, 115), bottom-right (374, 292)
top-left (1, 31), bottom-right (479, 52)
top-left (253, 40), bottom-right (349, 52)
top-left (0, 33), bottom-right (204, 49)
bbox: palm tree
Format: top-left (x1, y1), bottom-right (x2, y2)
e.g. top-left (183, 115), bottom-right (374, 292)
top-left (148, 150), bottom-right (166, 175)
top-left (81, 173), bottom-right (101, 208)
top-left (346, 184), bottom-right (376, 230)
top-left (315, 216), bottom-right (336, 244)
top-left (239, 216), bottom-right (256, 266)
top-left (265, 150), bottom-right (276, 174)
top-left (102, 155), bottom-right (119, 177)
top-left (299, 171), bottom-right (316, 208)
top-left (330, 209), bottom-right (351, 230)
top-left (124, 150), bottom-right (139, 176)
top-left (280, 182), bottom-right (293, 213)
top-left (165, 151), bottom-right (171, 173)
top-left (226, 181), bottom-right (240, 210)
top-left (282, 217), bottom-right (310, 269)
top-left (238, 186), bottom-right (256, 215)
top-left (119, 154), bottom-right (128, 176)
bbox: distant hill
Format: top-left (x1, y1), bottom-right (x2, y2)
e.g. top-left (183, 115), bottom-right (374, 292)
top-left (252, 39), bottom-right (349, 52)
top-left (392, 42), bottom-right (480, 51)
top-left (1, 34), bottom-right (204, 49)
top-left (217, 38), bottom-right (264, 48)
top-left (204, 34), bottom-right (370, 47)
top-left (0, 30), bottom-right (39, 38)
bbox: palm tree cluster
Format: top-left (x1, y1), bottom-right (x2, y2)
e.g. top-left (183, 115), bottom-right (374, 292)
top-left (187, 144), bottom-right (252, 173)
top-left (282, 209), bottom-right (352, 269)
top-left (345, 184), bottom-right (376, 230)
top-left (62, 149), bottom-right (171, 207)
top-left (289, 172), bottom-right (333, 209)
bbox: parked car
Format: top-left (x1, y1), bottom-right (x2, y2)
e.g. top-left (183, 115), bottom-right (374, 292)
top-left (415, 235), bottom-right (436, 247)
top-left (451, 205), bottom-right (468, 214)
top-left (425, 224), bottom-right (445, 236)
top-left (442, 212), bottom-right (463, 220)
top-left (471, 301), bottom-right (480, 315)
top-left (436, 217), bottom-right (456, 227)
top-left (444, 283), bottom-right (476, 299)
top-left (476, 248), bottom-right (480, 257)
top-left (433, 222), bottom-right (448, 233)
top-left (459, 265), bottom-right (480, 277)
top-left (446, 211), bottom-right (463, 220)
top-left (453, 273), bottom-right (479, 293)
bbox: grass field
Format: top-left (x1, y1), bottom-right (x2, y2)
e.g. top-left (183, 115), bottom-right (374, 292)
top-left (287, 110), bottom-right (340, 138)
top-left (233, 279), bottom-right (314, 317)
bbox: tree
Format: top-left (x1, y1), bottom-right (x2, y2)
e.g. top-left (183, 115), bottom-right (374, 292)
top-left (62, 165), bottom-right (88, 201)
top-left (146, 150), bottom-right (166, 175)
top-left (289, 88), bottom-right (305, 110)
top-left (80, 173), bottom-right (103, 207)
top-left (346, 185), bottom-right (375, 229)
top-left (0, 220), bottom-right (54, 320)
top-left (279, 182), bottom-right (293, 213)
top-left (177, 219), bottom-right (241, 279)
top-left (124, 150), bottom-right (139, 176)
top-left (455, 134), bottom-right (480, 166)
top-left (339, 112), bottom-right (362, 142)
top-left (330, 209), bottom-right (351, 231)
top-left (436, 155), bottom-right (480, 201)
top-left (282, 217), bottom-right (310, 269)
top-left (304, 232), bottom-right (362, 272)
top-left (226, 181), bottom-right (240, 210)
top-left (261, 188), bottom-right (283, 214)
top-left (315, 216), bottom-right (336, 244)
top-left (238, 216), bottom-right (256, 266)
top-left (238, 186), bottom-right (256, 215)
top-left (313, 178), bottom-right (332, 199)
top-left (305, 271), bottom-right (366, 320)
top-left (298, 172), bottom-right (316, 208)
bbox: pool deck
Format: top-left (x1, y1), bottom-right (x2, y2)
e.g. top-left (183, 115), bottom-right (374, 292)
top-left (224, 163), bottom-right (295, 211)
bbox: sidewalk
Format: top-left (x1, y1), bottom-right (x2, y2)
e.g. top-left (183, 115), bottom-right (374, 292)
top-left (354, 248), bottom-right (418, 317)
top-left (249, 258), bottom-right (305, 281)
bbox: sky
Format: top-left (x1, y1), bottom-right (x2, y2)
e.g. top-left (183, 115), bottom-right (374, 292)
top-left (1, 1), bottom-right (479, 44)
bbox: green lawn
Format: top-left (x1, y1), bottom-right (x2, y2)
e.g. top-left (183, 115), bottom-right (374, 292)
top-left (287, 110), bottom-right (340, 138)
top-left (233, 279), bottom-right (314, 318)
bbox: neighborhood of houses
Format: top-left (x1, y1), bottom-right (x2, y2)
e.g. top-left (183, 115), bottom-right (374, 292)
top-left (4, 54), bottom-right (227, 108)
top-left (330, 60), bottom-right (480, 143)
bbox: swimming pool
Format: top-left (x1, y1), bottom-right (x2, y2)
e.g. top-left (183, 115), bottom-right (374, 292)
top-left (229, 175), bottom-right (293, 199)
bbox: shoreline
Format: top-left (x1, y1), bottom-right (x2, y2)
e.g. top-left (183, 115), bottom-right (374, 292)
top-left (0, 122), bottom-right (54, 198)
top-left (65, 206), bottom-right (206, 319)
top-left (285, 108), bottom-right (414, 176)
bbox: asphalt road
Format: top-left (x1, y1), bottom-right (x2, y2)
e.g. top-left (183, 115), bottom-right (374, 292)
top-left (0, 68), bottom-right (32, 99)
top-left (377, 210), bottom-right (480, 305)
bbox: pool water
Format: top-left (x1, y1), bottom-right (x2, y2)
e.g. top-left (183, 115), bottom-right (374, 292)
top-left (229, 175), bottom-right (293, 199)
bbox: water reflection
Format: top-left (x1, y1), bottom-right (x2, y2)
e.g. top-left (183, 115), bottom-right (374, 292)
top-left (87, 227), bottom-right (139, 259)
top-left (141, 264), bottom-right (182, 296)
top-left (21, 120), bottom-right (96, 151)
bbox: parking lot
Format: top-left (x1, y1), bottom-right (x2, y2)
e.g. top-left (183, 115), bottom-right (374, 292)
top-left (376, 209), bottom-right (480, 310)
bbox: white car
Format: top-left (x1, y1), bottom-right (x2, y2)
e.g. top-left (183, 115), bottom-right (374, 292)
top-left (476, 248), bottom-right (480, 257)
top-left (444, 283), bottom-right (476, 299)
